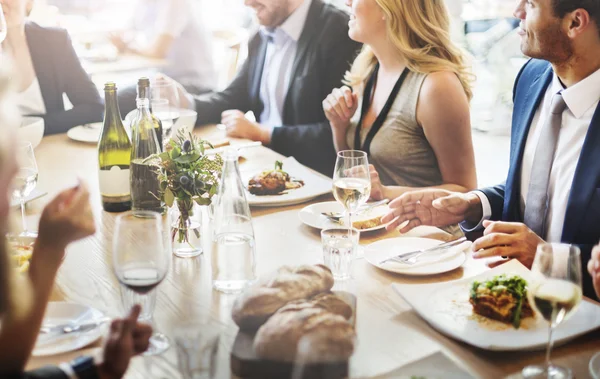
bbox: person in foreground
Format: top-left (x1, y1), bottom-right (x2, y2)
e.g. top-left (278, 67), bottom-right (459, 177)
top-left (172, 0), bottom-right (362, 175)
top-left (0, 0), bottom-right (103, 134)
top-left (0, 83), bottom-right (151, 379)
top-left (382, 0), bottom-right (600, 298)
top-left (323, 0), bottom-right (477, 203)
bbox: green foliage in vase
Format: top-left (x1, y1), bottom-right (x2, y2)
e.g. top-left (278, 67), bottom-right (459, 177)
top-left (147, 130), bottom-right (223, 244)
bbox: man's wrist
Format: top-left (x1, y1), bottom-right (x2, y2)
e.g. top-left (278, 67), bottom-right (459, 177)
top-left (258, 126), bottom-right (272, 145)
top-left (463, 192), bottom-right (483, 224)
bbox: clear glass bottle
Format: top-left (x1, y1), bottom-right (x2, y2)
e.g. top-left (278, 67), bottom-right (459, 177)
top-left (130, 78), bottom-right (164, 213)
top-left (211, 148), bottom-right (256, 293)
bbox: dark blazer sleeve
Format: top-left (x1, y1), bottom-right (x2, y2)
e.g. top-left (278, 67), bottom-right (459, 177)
top-left (576, 243), bottom-right (597, 299)
top-left (270, 33), bottom-right (361, 176)
top-left (3, 366), bottom-right (68, 379)
top-left (480, 183), bottom-right (506, 221)
top-left (192, 42), bottom-right (256, 126)
top-left (41, 30), bottom-right (103, 135)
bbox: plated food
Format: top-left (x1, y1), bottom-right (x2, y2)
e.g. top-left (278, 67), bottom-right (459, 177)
top-left (248, 161), bottom-right (304, 196)
top-left (470, 274), bottom-right (534, 329)
top-left (348, 205), bottom-right (388, 230)
top-left (231, 264), bottom-right (356, 366)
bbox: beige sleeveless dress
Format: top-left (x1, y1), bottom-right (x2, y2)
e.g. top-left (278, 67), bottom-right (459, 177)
top-left (346, 69), bottom-right (462, 236)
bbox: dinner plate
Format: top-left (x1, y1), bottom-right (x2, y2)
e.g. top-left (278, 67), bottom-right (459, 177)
top-left (33, 302), bottom-right (106, 357)
top-left (298, 201), bottom-right (390, 232)
top-left (67, 123), bottom-right (103, 144)
top-left (392, 260), bottom-right (600, 351)
top-left (365, 237), bottom-right (470, 276)
top-left (242, 157), bottom-right (332, 207)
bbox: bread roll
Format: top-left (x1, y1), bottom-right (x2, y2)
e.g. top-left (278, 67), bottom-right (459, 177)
top-left (254, 306), bottom-right (355, 363)
top-left (232, 265), bottom-right (335, 331)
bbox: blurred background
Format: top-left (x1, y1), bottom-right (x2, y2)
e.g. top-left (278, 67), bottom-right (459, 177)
top-left (28, 0), bottom-right (523, 186)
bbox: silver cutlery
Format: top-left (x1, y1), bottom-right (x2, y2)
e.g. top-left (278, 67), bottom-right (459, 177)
top-left (205, 141), bottom-right (262, 155)
top-left (322, 199), bottom-right (389, 222)
top-left (378, 236), bottom-right (468, 265)
top-left (40, 317), bottom-right (111, 336)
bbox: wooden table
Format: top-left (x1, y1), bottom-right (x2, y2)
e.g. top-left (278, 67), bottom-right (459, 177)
top-left (25, 131), bottom-right (600, 379)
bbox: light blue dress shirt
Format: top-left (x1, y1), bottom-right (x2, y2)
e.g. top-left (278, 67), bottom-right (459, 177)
top-left (259, 0), bottom-right (313, 127)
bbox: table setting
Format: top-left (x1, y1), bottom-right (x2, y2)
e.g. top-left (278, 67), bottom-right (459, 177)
top-left (17, 122), bottom-right (600, 379)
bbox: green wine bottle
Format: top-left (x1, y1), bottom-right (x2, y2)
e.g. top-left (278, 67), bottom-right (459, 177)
top-left (130, 78), bottom-right (164, 213)
top-left (98, 82), bottom-right (132, 212)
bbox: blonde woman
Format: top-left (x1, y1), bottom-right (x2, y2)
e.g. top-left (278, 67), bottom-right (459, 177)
top-left (0, 71), bottom-right (150, 379)
top-left (323, 0), bottom-right (476, 202)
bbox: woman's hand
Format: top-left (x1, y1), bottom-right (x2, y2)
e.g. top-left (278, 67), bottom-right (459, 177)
top-left (368, 165), bottom-right (387, 201)
top-left (98, 305), bottom-right (153, 379)
top-left (36, 181), bottom-right (96, 261)
top-left (323, 86), bottom-right (359, 132)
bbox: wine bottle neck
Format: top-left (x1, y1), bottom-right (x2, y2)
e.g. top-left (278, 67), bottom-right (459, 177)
top-left (104, 91), bottom-right (123, 125)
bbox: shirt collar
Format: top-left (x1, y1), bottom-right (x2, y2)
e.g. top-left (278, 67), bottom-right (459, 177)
top-left (552, 67), bottom-right (600, 119)
top-left (260, 0), bottom-right (312, 43)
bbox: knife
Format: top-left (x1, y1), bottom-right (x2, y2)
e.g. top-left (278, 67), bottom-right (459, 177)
top-left (39, 317), bottom-right (111, 337)
top-left (378, 236), bottom-right (468, 265)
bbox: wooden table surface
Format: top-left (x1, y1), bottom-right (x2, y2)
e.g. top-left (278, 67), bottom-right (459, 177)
top-left (25, 131), bottom-right (600, 379)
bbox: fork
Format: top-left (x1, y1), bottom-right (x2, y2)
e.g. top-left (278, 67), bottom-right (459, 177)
top-left (379, 237), bottom-right (467, 265)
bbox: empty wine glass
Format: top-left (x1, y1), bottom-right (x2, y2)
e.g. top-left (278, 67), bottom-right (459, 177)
top-left (151, 77), bottom-right (180, 144)
top-left (113, 210), bottom-right (170, 355)
top-left (332, 150), bottom-right (371, 232)
top-left (522, 243), bottom-right (583, 379)
top-left (12, 142), bottom-right (38, 238)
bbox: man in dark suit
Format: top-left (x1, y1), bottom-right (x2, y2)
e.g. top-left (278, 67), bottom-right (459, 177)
top-left (175, 0), bottom-right (361, 176)
top-left (381, 0), bottom-right (600, 298)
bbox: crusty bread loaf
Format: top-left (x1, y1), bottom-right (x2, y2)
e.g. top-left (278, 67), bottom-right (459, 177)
top-left (231, 265), bottom-right (335, 331)
top-left (253, 306), bottom-right (355, 363)
top-left (285, 293), bottom-right (353, 320)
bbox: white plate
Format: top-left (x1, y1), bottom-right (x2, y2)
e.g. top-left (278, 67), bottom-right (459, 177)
top-left (67, 123), bottom-right (103, 144)
top-left (298, 201), bottom-right (390, 232)
top-left (243, 157), bottom-right (332, 207)
top-left (365, 237), bottom-right (470, 276)
top-left (392, 260), bottom-right (600, 351)
top-left (33, 302), bottom-right (106, 357)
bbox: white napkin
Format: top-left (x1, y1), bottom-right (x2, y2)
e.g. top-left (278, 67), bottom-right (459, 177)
top-left (383, 241), bottom-right (472, 269)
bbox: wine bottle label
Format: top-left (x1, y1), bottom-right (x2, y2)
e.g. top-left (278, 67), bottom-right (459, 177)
top-left (99, 165), bottom-right (130, 197)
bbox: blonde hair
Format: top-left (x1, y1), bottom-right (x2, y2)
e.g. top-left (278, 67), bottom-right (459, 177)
top-left (345, 0), bottom-right (473, 100)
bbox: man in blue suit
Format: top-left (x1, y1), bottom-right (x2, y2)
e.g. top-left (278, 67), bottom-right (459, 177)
top-left (382, 0), bottom-right (600, 298)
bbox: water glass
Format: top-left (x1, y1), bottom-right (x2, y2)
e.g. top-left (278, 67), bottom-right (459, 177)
top-left (321, 228), bottom-right (360, 280)
top-left (12, 141), bottom-right (38, 238)
top-left (174, 323), bottom-right (221, 379)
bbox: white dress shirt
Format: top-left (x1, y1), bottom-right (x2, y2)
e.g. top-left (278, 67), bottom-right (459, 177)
top-left (16, 77), bottom-right (46, 116)
top-left (259, 0), bottom-right (312, 128)
top-left (471, 67), bottom-right (600, 241)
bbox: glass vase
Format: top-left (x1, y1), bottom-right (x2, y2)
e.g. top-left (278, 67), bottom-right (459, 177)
top-left (170, 200), bottom-right (203, 258)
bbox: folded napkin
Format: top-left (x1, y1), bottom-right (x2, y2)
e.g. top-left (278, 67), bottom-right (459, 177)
top-left (383, 241), bottom-right (472, 269)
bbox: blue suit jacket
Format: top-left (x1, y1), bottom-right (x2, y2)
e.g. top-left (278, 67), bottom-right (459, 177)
top-left (480, 59), bottom-right (600, 299)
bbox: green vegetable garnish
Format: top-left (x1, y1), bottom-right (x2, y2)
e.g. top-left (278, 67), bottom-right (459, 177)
top-left (275, 160), bottom-right (283, 171)
top-left (470, 274), bottom-right (528, 328)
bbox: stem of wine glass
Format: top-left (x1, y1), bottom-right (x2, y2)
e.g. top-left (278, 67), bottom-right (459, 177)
top-left (347, 209), bottom-right (352, 238)
top-left (20, 198), bottom-right (27, 233)
top-left (545, 322), bottom-right (555, 369)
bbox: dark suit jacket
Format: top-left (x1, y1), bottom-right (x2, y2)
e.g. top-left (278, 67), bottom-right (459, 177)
top-left (192, 0), bottom-right (362, 176)
top-left (480, 59), bottom-right (600, 299)
top-left (25, 22), bottom-right (103, 135)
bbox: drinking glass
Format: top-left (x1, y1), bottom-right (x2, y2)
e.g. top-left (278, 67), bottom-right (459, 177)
top-left (332, 150), bottom-right (370, 232)
top-left (0, 4), bottom-right (7, 43)
top-left (321, 228), bottom-right (359, 280)
top-left (151, 77), bottom-right (180, 145)
top-left (522, 243), bottom-right (583, 379)
top-left (11, 142), bottom-right (38, 238)
top-left (113, 210), bottom-right (170, 355)
top-left (174, 323), bottom-right (221, 379)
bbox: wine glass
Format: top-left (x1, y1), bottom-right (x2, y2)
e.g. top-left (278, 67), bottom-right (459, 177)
top-left (12, 142), bottom-right (38, 238)
top-left (112, 210), bottom-right (170, 355)
top-left (0, 3), bottom-right (7, 44)
top-left (522, 243), bottom-right (583, 379)
top-left (332, 150), bottom-right (371, 233)
top-left (151, 77), bottom-right (180, 145)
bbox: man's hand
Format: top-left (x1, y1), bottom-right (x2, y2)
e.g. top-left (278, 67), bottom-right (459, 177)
top-left (221, 110), bottom-right (271, 144)
top-left (471, 221), bottom-right (544, 268)
top-left (98, 305), bottom-right (153, 379)
top-left (381, 189), bottom-right (482, 233)
top-left (108, 32), bottom-right (128, 54)
top-left (587, 244), bottom-right (600, 299)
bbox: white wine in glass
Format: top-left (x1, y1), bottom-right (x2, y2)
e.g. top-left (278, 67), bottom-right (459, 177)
top-left (522, 243), bottom-right (582, 379)
top-left (11, 142), bottom-right (38, 238)
top-left (332, 150), bottom-right (370, 230)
